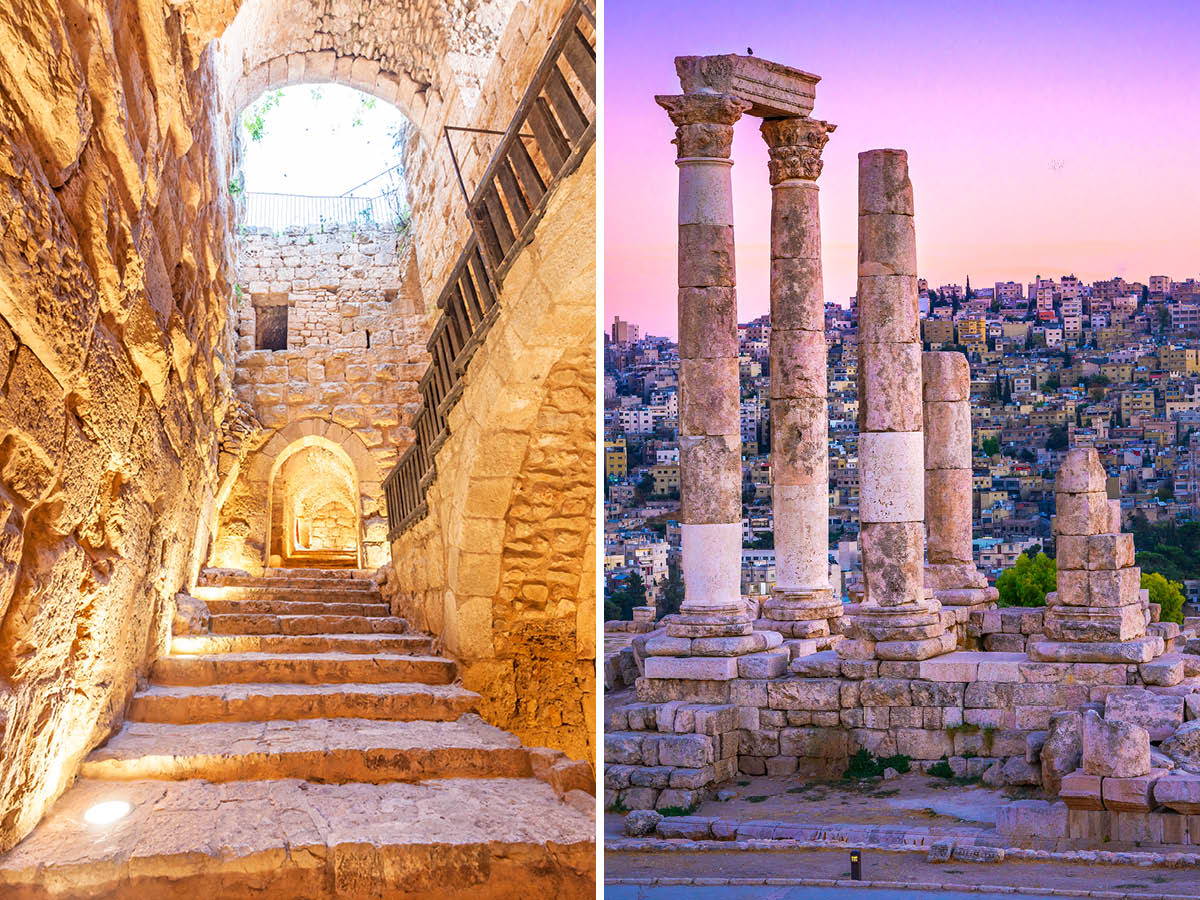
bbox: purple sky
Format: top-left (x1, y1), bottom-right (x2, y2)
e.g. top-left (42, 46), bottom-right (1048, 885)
top-left (603, 0), bottom-right (1200, 338)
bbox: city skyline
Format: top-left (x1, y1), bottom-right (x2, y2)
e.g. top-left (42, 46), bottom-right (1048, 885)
top-left (604, 0), bottom-right (1200, 338)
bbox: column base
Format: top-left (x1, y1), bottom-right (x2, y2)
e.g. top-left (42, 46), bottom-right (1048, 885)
top-left (666, 607), bottom-right (753, 638)
top-left (838, 592), bottom-right (953, 659)
top-left (1027, 635), bottom-right (1164, 664)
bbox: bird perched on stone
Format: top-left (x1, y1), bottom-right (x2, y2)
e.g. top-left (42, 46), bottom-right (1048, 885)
top-left (747, 47), bottom-right (754, 55)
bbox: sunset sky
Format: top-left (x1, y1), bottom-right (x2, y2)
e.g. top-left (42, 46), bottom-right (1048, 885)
top-left (603, 0), bottom-right (1200, 338)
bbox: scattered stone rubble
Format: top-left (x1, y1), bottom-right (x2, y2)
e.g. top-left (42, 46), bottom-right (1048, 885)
top-left (605, 55), bottom-right (1200, 854)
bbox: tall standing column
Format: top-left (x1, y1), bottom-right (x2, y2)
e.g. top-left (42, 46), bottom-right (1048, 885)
top-left (923, 351), bottom-right (997, 618)
top-left (840, 149), bottom-right (953, 662)
top-left (643, 92), bottom-right (784, 682)
top-left (757, 117), bottom-right (843, 651)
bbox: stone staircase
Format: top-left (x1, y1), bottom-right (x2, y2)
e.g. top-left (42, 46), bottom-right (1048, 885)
top-left (0, 568), bottom-right (595, 898)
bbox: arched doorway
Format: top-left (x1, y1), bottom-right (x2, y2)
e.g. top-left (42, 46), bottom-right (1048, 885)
top-left (265, 435), bottom-right (363, 569)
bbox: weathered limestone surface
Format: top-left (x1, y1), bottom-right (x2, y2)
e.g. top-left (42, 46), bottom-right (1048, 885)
top-left (212, 226), bottom-right (426, 572)
top-left (922, 351), bottom-right (996, 620)
top-left (0, 0), bottom-right (237, 852)
top-left (759, 116), bottom-right (842, 645)
top-left (0, 0), bottom-right (592, 861)
top-left (842, 149), bottom-right (948, 661)
top-left (386, 149), bottom-right (596, 766)
top-left (1033, 448), bottom-right (1154, 663)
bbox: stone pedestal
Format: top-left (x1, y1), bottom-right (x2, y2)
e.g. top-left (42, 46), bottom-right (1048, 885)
top-left (643, 90), bottom-right (782, 680)
top-left (755, 116), bottom-right (842, 653)
top-left (840, 149), bottom-right (952, 662)
top-left (1029, 448), bottom-right (1161, 664)
top-left (922, 351), bottom-right (997, 619)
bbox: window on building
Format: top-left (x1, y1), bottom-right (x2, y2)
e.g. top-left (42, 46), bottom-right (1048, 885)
top-left (256, 304), bottom-right (288, 351)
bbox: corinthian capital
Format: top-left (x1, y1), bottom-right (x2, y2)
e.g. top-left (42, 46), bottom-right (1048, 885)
top-left (655, 92), bottom-right (751, 159)
top-left (760, 117), bottom-right (836, 184)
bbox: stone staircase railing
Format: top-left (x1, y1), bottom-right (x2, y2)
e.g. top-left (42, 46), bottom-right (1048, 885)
top-left (383, 0), bottom-right (595, 540)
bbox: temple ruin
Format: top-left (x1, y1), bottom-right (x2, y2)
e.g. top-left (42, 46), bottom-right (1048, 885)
top-left (0, 0), bottom-right (595, 894)
top-left (605, 53), bottom-right (1200, 852)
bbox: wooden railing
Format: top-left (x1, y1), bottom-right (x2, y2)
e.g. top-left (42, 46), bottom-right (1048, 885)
top-left (383, 0), bottom-right (596, 540)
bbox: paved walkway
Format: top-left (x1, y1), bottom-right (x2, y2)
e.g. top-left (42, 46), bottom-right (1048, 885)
top-left (607, 846), bottom-right (1200, 899)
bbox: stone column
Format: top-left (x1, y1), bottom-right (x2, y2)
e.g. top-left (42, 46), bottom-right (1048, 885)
top-left (840, 149), bottom-right (953, 662)
top-left (756, 116), bottom-right (843, 652)
top-left (642, 92), bottom-right (784, 682)
top-left (1029, 448), bottom-right (1162, 664)
top-left (923, 351), bottom-right (997, 617)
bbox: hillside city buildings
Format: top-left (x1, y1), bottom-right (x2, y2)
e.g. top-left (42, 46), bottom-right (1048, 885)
top-left (605, 273), bottom-right (1200, 614)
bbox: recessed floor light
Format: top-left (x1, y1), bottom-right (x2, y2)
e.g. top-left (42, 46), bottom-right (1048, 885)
top-left (83, 800), bottom-right (131, 826)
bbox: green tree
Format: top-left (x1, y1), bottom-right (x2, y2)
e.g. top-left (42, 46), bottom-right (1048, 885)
top-left (657, 562), bottom-right (684, 618)
top-left (996, 552), bottom-right (1057, 607)
top-left (1157, 479), bottom-right (1175, 501)
top-left (1046, 425), bottom-right (1069, 451)
top-left (1043, 376), bottom-right (1060, 391)
top-left (622, 571), bottom-right (647, 618)
top-left (1142, 571), bottom-right (1184, 625)
top-left (981, 437), bottom-right (1000, 456)
top-left (242, 89), bottom-right (283, 141)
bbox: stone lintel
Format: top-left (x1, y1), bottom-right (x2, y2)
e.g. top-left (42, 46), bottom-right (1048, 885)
top-left (675, 54), bottom-right (819, 118)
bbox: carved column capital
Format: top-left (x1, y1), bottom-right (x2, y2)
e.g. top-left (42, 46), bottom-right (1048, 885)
top-left (655, 92), bottom-right (751, 159)
top-left (760, 117), bottom-right (836, 184)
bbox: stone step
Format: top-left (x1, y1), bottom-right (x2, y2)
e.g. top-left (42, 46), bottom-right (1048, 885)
top-left (150, 652), bottom-right (456, 686)
top-left (201, 598), bottom-right (391, 616)
top-left (127, 681), bottom-right (479, 724)
top-left (194, 584), bottom-right (379, 602)
top-left (81, 716), bottom-right (532, 783)
top-left (0, 777), bottom-right (595, 898)
top-left (198, 570), bottom-right (378, 593)
top-left (209, 613), bottom-right (409, 635)
top-left (170, 632), bottom-right (432, 655)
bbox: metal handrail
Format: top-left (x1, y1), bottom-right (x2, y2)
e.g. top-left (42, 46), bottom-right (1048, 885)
top-left (382, 0), bottom-right (596, 541)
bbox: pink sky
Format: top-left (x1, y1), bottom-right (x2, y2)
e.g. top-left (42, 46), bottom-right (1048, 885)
top-left (603, 0), bottom-right (1200, 338)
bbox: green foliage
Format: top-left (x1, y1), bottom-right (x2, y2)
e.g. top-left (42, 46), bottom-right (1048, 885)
top-left (242, 89), bottom-right (283, 142)
top-left (996, 552), bottom-right (1056, 608)
top-left (606, 572), bottom-right (647, 621)
top-left (228, 177), bottom-right (244, 195)
top-left (657, 562), bottom-right (684, 619)
top-left (842, 749), bottom-right (911, 780)
top-left (1043, 376), bottom-right (1060, 391)
top-left (1046, 425), bottom-right (1069, 451)
top-left (981, 437), bottom-right (1000, 456)
top-left (927, 756), bottom-right (955, 779)
top-left (1130, 517), bottom-right (1200, 583)
top-left (1142, 571), bottom-right (1184, 625)
top-left (656, 805), bottom-right (696, 817)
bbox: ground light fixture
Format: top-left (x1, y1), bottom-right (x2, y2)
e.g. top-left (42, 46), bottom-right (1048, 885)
top-left (83, 800), bottom-right (131, 826)
top-left (850, 848), bottom-right (862, 880)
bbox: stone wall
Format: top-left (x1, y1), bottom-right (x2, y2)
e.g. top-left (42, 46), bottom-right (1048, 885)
top-left (0, 0), bottom-right (235, 851)
top-left (211, 226), bottom-right (426, 571)
top-left (386, 147), bottom-right (596, 766)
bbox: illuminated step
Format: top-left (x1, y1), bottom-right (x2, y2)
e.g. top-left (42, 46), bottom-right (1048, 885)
top-left (127, 681), bottom-right (479, 724)
top-left (0, 778), bottom-right (595, 898)
top-left (150, 652), bottom-right (456, 686)
top-left (208, 613), bottom-right (409, 635)
top-left (81, 717), bottom-right (531, 783)
top-left (169, 632), bottom-right (432, 655)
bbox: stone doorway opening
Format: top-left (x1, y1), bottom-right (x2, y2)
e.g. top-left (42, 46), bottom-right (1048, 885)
top-left (268, 438), bottom-right (362, 569)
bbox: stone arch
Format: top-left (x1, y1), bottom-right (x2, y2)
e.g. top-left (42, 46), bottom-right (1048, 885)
top-left (254, 419), bottom-right (380, 569)
top-left (211, 417), bottom-right (382, 572)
